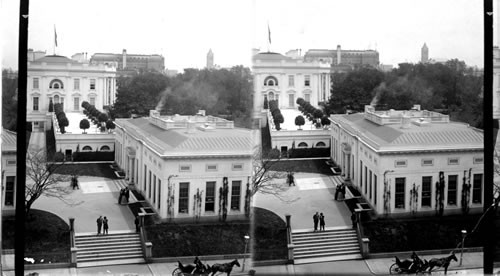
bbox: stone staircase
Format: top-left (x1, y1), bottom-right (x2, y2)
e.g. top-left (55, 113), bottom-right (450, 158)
top-left (292, 227), bottom-right (362, 264)
top-left (75, 231), bottom-right (145, 267)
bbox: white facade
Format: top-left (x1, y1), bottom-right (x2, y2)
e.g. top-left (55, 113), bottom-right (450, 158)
top-left (252, 52), bottom-right (331, 116)
top-left (330, 105), bottom-right (484, 217)
top-left (27, 55), bottom-right (117, 131)
top-left (1, 129), bottom-right (17, 214)
top-left (114, 111), bottom-right (253, 221)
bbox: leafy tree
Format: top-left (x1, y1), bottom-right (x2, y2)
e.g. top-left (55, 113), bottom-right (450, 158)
top-left (2, 69), bottom-right (18, 131)
top-left (312, 109), bottom-right (323, 119)
top-left (79, 119), bottom-right (90, 134)
top-left (106, 120), bottom-right (115, 131)
top-left (321, 116), bottom-right (331, 126)
top-left (25, 149), bottom-right (81, 216)
top-left (58, 116), bottom-right (69, 134)
top-left (295, 115), bottom-right (305, 130)
top-left (325, 67), bottom-right (384, 114)
top-left (97, 113), bottom-right (108, 123)
top-left (112, 72), bottom-right (170, 118)
top-left (273, 113), bottom-right (284, 130)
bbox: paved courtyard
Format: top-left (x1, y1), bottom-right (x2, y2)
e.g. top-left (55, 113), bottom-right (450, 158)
top-left (31, 176), bottom-right (135, 234)
top-left (253, 172), bottom-right (351, 230)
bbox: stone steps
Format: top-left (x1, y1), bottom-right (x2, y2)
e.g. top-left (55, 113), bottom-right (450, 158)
top-left (75, 232), bottom-right (145, 267)
top-left (292, 228), bottom-right (361, 264)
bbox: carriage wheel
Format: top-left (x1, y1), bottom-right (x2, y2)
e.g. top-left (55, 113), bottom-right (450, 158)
top-left (389, 263), bottom-right (402, 274)
top-left (172, 268), bottom-right (183, 276)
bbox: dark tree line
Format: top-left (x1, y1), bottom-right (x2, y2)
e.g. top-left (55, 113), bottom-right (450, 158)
top-left (110, 66), bottom-right (253, 128)
top-left (323, 60), bottom-right (483, 128)
top-left (2, 69), bottom-right (18, 131)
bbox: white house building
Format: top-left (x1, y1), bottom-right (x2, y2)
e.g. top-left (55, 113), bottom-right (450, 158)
top-left (114, 110), bottom-right (253, 221)
top-left (27, 53), bottom-right (117, 132)
top-left (252, 51), bottom-right (331, 118)
top-left (329, 105), bottom-right (484, 217)
top-left (2, 129), bottom-right (17, 215)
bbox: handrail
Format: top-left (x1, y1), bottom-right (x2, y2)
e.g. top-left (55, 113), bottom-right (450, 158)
top-left (354, 210), bottom-right (364, 256)
top-left (138, 214), bottom-right (147, 259)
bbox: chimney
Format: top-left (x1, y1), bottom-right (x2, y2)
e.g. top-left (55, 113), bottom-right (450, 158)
top-left (122, 49), bottom-right (127, 69)
top-left (337, 45), bottom-right (341, 65)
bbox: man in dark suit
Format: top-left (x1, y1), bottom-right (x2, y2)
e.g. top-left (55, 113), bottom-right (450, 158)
top-left (313, 212), bottom-right (319, 231)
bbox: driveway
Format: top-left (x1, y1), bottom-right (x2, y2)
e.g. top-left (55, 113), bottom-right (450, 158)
top-left (253, 172), bottom-right (351, 231)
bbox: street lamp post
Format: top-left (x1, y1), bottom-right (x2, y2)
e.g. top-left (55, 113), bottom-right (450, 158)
top-left (242, 234), bottom-right (250, 272)
top-left (460, 229), bottom-right (467, 266)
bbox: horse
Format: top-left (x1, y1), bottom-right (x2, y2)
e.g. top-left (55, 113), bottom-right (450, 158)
top-left (210, 259), bottom-right (240, 276)
top-left (428, 251), bottom-right (458, 275)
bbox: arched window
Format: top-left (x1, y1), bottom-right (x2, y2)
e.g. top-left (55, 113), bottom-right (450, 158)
top-left (316, 142), bottom-right (326, 147)
top-left (298, 142), bottom-right (308, 148)
top-left (100, 145), bottom-right (111, 151)
top-left (49, 79), bottom-right (64, 89)
top-left (82, 146), bottom-right (93, 151)
top-left (264, 76), bottom-right (278, 86)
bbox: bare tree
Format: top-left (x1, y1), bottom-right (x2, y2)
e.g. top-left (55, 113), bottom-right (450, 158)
top-left (25, 148), bottom-right (79, 216)
top-left (251, 147), bottom-right (299, 203)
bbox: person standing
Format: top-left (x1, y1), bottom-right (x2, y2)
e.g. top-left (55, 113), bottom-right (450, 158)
top-left (118, 188), bottom-right (124, 204)
top-left (103, 216), bottom-right (109, 235)
top-left (319, 213), bottom-right (325, 231)
top-left (351, 212), bottom-right (357, 229)
top-left (96, 216), bottom-right (103, 235)
top-left (134, 216), bottom-right (140, 233)
top-left (289, 172), bottom-right (295, 186)
top-left (340, 183), bottom-right (346, 200)
top-left (74, 176), bottom-right (79, 189)
top-left (335, 183), bottom-right (341, 200)
top-left (125, 187), bottom-right (130, 203)
top-left (313, 212), bottom-right (319, 232)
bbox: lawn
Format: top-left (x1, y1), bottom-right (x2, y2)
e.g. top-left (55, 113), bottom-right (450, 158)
top-left (363, 214), bottom-right (488, 253)
top-left (2, 209), bottom-right (70, 264)
top-left (146, 221), bottom-right (251, 257)
top-left (269, 159), bottom-right (334, 175)
top-left (53, 163), bottom-right (119, 179)
top-left (253, 207), bottom-right (288, 261)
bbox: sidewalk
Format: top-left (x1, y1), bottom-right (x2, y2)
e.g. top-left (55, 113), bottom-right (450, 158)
top-left (365, 251), bottom-right (483, 275)
top-left (3, 259), bottom-right (254, 276)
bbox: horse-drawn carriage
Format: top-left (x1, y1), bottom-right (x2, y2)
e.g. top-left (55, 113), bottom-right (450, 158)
top-left (172, 257), bottom-right (240, 276)
top-left (389, 251), bottom-right (458, 275)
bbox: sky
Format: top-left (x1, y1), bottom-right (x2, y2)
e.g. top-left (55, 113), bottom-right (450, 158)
top-left (1, 0), bottom-right (489, 71)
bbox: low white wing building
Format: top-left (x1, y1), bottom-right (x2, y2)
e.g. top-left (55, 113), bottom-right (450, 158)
top-left (1, 129), bottom-right (17, 215)
top-left (114, 110), bottom-right (253, 221)
top-left (329, 105), bottom-right (484, 217)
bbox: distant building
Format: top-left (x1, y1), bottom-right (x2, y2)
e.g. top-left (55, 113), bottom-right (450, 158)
top-left (2, 129), bottom-right (17, 215)
top-left (90, 49), bottom-right (165, 73)
top-left (329, 105), bottom-right (484, 217)
top-left (113, 110), bottom-right (253, 221)
top-left (421, 43), bottom-right (429, 63)
top-left (165, 69), bottom-right (179, 77)
top-left (206, 49), bottom-right (214, 69)
top-left (27, 54), bottom-right (118, 131)
top-left (494, 47), bottom-right (500, 119)
top-left (378, 64), bottom-right (393, 72)
top-left (304, 45), bottom-right (380, 69)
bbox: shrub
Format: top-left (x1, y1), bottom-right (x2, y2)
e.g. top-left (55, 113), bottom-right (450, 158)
top-left (295, 115), bottom-right (305, 129)
top-left (288, 147), bottom-right (331, 158)
top-left (321, 116), bottom-right (331, 126)
top-left (79, 119), bottom-right (90, 133)
top-left (72, 151), bottom-right (115, 162)
top-left (106, 120), bottom-right (115, 130)
top-left (54, 152), bottom-right (65, 162)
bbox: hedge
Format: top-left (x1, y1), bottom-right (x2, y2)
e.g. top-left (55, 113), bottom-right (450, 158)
top-left (72, 151), bottom-right (115, 162)
top-left (288, 147), bottom-right (330, 158)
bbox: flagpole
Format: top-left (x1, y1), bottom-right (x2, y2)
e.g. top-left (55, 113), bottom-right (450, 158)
top-left (53, 25), bottom-right (55, 55)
